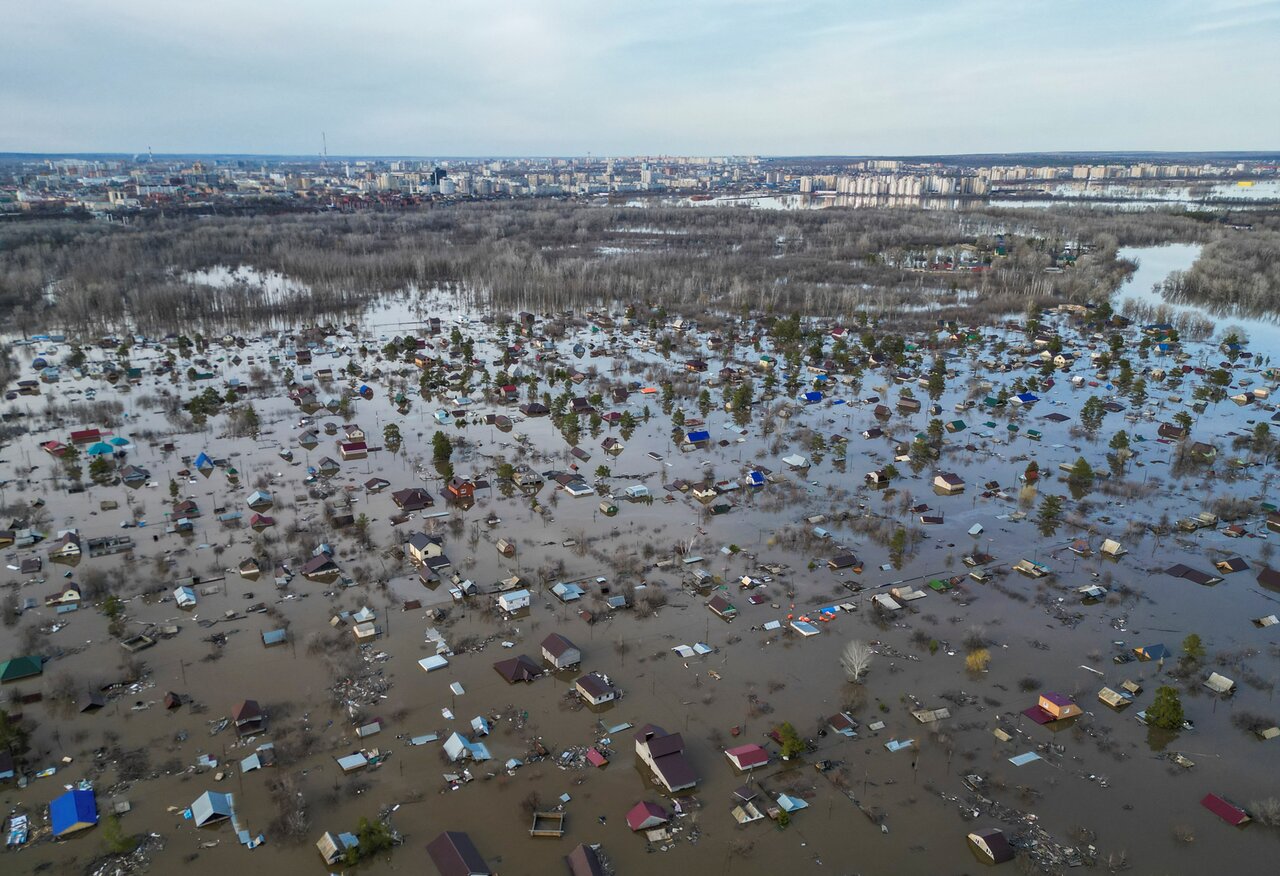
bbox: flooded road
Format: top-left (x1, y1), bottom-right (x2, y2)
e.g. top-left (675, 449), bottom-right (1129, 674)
top-left (2, 282), bottom-right (1279, 876)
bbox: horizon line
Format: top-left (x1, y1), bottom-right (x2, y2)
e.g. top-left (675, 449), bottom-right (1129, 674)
top-left (3, 149), bottom-right (1280, 163)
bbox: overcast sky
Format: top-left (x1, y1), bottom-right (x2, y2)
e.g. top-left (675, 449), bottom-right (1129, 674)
top-left (3, 0), bottom-right (1278, 156)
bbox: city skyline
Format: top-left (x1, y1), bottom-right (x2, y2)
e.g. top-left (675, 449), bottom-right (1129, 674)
top-left (4, 0), bottom-right (1279, 155)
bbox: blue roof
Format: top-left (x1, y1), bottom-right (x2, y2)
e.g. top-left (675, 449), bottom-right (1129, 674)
top-left (552, 582), bottom-right (585, 602)
top-left (191, 791), bottom-right (233, 827)
top-left (1015, 392), bottom-right (1039, 403)
top-left (686, 430), bottom-right (711, 443)
top-left (803, 391), bottom-right (824, 403)
top-left (194, 452), bottom-right (214, 469)
top-left (50, 788), bottom-right (98, 836)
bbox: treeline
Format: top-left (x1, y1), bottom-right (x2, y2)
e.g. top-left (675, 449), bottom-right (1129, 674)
top-left (1159, 229), bottom-right (1280, 318)
top-left (0, 201), bottom-right (1237, 334)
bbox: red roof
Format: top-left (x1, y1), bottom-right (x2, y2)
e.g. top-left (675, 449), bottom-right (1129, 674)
top-left (725, 743), bottom-right (769, 769)
top-left (1201, 793), bottom-right (1250, 825)
top-left (626, 801), bottom-right (668, 831)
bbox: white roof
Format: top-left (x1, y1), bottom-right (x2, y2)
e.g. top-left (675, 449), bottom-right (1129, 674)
top-left (873, 593), bottom-right (902, 611)
top-left (1204, 672), bottom-right (1235, 693)
top-left (418, 655), bottom-right (449, 672)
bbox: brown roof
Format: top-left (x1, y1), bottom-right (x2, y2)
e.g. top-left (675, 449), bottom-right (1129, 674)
top-left (576, 672), bottom-right (614, 699)
top-left (541, 633), bottom-right (578, 659)
top-left (636, 725), bottom-right (685, 757)
top-left (493, 655), bottom-right (542, 684)
top-left (426, 831), bottom-right (491, 876)
top-left (392, 487), bottom-right (434, 510)
top-left (565, 843), bottom-right (606, 876)
top-left (652, 751), bottom-right (698, 789)
top-left (300, 554), bottom-right (338, 576)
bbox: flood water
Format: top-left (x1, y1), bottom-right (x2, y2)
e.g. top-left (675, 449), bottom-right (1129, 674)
top-left (2, 275), bottom-right (1279, 876)
top-left (1117, 243), bottom-right (1280, 351)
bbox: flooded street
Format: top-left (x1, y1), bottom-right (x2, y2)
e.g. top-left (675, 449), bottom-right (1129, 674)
top-left (2, 271), bottom-right (1279, 876)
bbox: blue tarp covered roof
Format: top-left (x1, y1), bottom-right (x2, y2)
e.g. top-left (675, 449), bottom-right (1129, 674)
top-left (50, 788), bottom-right (98, 836)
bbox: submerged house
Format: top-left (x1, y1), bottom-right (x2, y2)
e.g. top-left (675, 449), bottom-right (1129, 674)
top-left (493, 655), bottom-right (543, 684)
top-left (389, 486), bottom-right (435, 512)
top-left (442, 732), bottom-right (492, 763)
top-left (190, 791), bottom-right (234, 828)
top-left (233, 699), bottom-right (265, 736)
top-left (724, 743), bottom-right (769, 772)
top-left (1030, 692), bottom-right (1083, 722)
top-left (933, 472), bottom-right (965, 494)
top-left (427, 830), bottom-right (492, 876)
top-left (565, 843), bottom-right (608, 876)
top-left (968, 828), bottom-right (1015, 864)
top-left (635, 724), bottom-right (698, 792)
top-left (0, 655), bottom-right (44, 683)
top-left (707, 593), bottom-right (737, 621)
top-left (497, 589), bottom-right (531, 612)
top-left (541, 633), bottom-right (581, 669)
top-left (49, 788), bottom-right (98, 836)
top-left (575, 672), bottom-right (617, 706)
top-left (626, 801), bottom-right (669, 832)
top-left (300, 553), bottom-right (339, 579)
top-left (405, 532), bottom-right (445, 564)
top-left (47, 531), bottom-right (83, 560)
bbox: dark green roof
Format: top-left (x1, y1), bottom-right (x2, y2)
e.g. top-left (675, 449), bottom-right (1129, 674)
top-left (0, 655), bottom-right (43, 682)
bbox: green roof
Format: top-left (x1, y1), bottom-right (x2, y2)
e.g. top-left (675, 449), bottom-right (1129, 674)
top-left (0, 655), bottom-right (43, 682)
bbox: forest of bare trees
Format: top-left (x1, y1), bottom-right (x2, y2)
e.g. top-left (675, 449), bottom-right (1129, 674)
top-left (0, 200), bottom-right (1239, 334)
top-left (1159, 228), bottom-right (1280, 317)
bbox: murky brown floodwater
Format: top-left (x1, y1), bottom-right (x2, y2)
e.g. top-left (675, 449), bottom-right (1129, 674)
top-left (2, 276), bottom-right (1279, 876)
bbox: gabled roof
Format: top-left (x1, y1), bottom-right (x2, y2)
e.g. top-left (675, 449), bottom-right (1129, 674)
top-left (300, 554), bottom-right (338, 576)
top-left (233, 699), bottom-right (262, 722)
top-left (725, 743), bottom-right (769, 769)
top-left (565, 843), bottom-right (607, 876)
top-left (191, 790), bottom-right (233, 827)
top-left (636, 725), bottom-right (685, 757)
top-left (576, 672), bottom-right (615, 699)
top-left (540, 633), bottom-right (578, 659)
top-left (1201, 793), bottom-right (1250, 826)
top-left (426, 831), bottom-right (492, 876)
top-left (626, 801), bottom-right (668, 831)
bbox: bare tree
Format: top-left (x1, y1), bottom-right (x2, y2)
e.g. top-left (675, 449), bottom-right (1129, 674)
top-left (841, 639), bottom-right (874, 683)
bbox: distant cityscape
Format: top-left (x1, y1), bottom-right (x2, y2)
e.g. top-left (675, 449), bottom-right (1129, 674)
top-left (2, 153), bottom-right (1278, 217)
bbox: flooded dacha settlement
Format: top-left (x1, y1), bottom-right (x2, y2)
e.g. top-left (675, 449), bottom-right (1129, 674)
top-left (3, 196), bottom-right (1280, 876)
